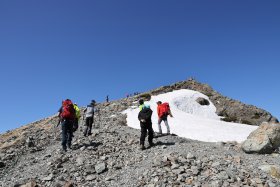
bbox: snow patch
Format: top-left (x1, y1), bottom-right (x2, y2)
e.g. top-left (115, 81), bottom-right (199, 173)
top-left (123, 89), bottom-right (257, 143)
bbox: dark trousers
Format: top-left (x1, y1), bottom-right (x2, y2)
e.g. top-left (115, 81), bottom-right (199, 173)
top-left (61, 119), bottom-right (73, 149)
top-left (140, 122), bottom-right (154, 146)
top-left (73, 118), bottom-right (79, 132)
top-left (84, 116), bottom-right (93, 136)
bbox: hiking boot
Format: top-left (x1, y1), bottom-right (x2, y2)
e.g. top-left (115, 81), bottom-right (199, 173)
top-left (139, 144), bottom-right (145, 150)
top-left (67, 144), bottom-right (72, 149)
top-left (149, 142), bottom-right (155, 147)
top-left (62, 146), bottom-right (67, 153)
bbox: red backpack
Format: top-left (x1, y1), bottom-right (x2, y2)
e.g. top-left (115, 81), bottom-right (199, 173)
top-left (61, 99), bottom-right (75, 120)
top-left (158, 102), bottom-right (170, 117)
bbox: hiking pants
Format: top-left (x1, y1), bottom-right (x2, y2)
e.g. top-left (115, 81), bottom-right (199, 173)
top-left (61, 119), bottom-right (73, 149)
top-left (84, 116), bottom-right (94, 136)
top-left (73, 118), bottom-right (79, 132)
top-left (158, 115), bottom-right (170, 134)
top-left (140, 122), bottom-right (154, 146)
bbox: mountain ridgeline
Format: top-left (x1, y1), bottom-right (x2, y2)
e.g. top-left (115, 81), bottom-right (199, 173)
top-left (0, 79), bottom-right (279, 187)
top-left (137, 79), bottom-right (278, 126)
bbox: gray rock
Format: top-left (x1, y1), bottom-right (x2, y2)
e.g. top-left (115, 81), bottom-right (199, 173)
top-left (212, 162), bottom-right (221, 167)
top-left (258, 165), bottom-right (280, 179)
top-left (242, 122), bottom-right (280, 154)
top-left (187, 153), bottom-right (195, 159)
top-left (85, 174), bottom-right (96, 181)
top-left (217, 171), bottom-right (229, 180)
top-left (172, 168), bottom-right (185, 175)
top-left (42, 174), bottom-right (54, 181)
top-left (196, 97), bottom-right (210, 106)
top-left (76, 157), bottom-right (85, 166)
top-left (95, 162), bottom-right (107, 174)
top-left (26, 137), bottom-right (35, 147)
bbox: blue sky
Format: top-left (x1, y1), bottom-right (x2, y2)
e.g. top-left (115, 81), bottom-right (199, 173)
top-left (0, 0), bottom-right (279, 133)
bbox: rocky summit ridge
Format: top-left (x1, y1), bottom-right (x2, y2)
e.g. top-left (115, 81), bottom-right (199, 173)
top-left (0, 79), bottom-right (280, 187)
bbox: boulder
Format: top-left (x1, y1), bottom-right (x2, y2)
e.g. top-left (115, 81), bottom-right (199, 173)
top-left (95, 162), bottom-right (107, 174)
top-left (196, 97), bottom-right (210, 106)
top-left (258, 165), bottom-right (280, 179)
top-left (242, 122), bottom-right (280, 154)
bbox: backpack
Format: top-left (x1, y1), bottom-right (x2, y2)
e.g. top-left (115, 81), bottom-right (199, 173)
top-left (138, 108), bottom-right (153, 123)
top-left (61, 99), bottom-right (75, 120)
top-left (85, 105), bottom-right (94, 118)
top-left (73, 104), bottom-right (81, 119)
top-left (159, 102), bottom-right (170, 117)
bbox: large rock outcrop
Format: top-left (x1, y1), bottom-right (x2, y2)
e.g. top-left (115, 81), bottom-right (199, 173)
top-left (138, 78), bottom-right (278, 126)
top-left (242, 122), bottom-right (280, 154)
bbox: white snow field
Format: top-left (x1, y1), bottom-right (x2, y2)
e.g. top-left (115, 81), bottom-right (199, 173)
top-left (123, 89), bottom-right (258, 143)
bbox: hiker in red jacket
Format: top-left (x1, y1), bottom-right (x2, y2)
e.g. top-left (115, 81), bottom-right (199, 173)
top-left (157, 101), bottom-right (173, 135)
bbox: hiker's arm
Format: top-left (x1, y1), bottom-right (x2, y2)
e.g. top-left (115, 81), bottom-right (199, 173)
top-left (169, 110), bottom-right (173, 117)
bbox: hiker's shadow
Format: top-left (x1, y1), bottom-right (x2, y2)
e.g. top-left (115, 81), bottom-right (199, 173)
top-left (154, 133), bottom-right (177, 138)
top-left (73, 141), bottom-right (103, 150)
top-left (156, 141), bottom-right (176, 146)
top-left (145, 141), bottom-right (175, 150)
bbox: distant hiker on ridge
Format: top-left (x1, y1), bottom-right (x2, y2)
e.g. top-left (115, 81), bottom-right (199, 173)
top-left (106, 95), bottom-right (109, 102)
top-left (157, 101), bottom-right (173, 135)
top-left (138, 104), bottom-right (155, 150)
top-left (58, 99), bottom-right (76, 152)
top-left (83, 100), bottom-right (96, 137)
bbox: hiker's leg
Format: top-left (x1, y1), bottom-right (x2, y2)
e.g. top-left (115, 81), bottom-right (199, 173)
top-left (67, 120), bottom-right (73, 147)
top-left (147, 123), bottom-right (154, 145)
top-left (88, 117), bottom-right (93, 134)
top-left (73, 118), bottom-right (78, 132)
top-left (140, 124), bottom-right (147, 145)
top-left (61, 120), bottom-right (67, 150)
top-left (158, 118), bottom-right (163, 134)
top-left (163, 119), bottom-right (170, 134)
top-left (84, 118), bottom-right (89, 136)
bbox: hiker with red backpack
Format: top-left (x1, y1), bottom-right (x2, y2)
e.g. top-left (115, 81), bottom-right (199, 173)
top-left (83, 100), bottom-right (96, 137)
top-left (157, 101), bottom-right (173, 135)
top-left (58, 99), bottom-right (76, 152)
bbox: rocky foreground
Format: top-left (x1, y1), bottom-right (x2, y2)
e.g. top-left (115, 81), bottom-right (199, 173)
top-left (0, 80), bottom-right (280, 187)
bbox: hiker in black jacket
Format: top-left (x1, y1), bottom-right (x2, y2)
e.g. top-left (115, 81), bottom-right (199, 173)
top-left (138, 105), bottom-right (155, 150)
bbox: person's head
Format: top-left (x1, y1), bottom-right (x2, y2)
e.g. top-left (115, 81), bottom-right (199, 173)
top-left (139, 99), bottom-right (144, 105)
top-left (157, 101), bottom-right (162, 105)
top-left (91, 100), bottom-right (96, 105)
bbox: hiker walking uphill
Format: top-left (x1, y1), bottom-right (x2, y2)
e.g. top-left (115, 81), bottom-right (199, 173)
top-left (138, 104), bottom-right (154, 150)
top-left (83, 100), bottom-right (96, 137)
top-left (157, 101), bottom-right (173, 135)
top-left (58, 99), bottom-right (76, 152)
top-left (73, 103), bottom-right (81, 132)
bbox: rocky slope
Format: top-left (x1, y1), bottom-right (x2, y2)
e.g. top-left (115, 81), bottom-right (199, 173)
top-left (1, 80), bottom-right (280, 187)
